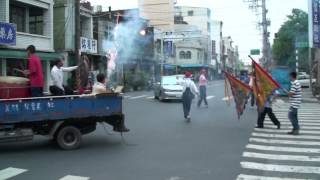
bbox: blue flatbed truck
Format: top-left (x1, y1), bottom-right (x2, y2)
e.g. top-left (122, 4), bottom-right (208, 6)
top-left (0, 93), bottom-right (128, 150)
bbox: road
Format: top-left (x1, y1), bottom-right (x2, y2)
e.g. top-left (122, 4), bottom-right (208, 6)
top-left (1, 81), bottom-right (319, 180)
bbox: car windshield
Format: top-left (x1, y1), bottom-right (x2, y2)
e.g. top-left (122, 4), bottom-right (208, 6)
top-left (162, 77), bottom-right (177, 85)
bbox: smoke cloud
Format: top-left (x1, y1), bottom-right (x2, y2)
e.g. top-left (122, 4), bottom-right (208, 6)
top-left (104, 11), bottom-right (149, 80)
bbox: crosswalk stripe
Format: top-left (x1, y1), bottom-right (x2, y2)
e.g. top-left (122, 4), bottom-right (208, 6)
top-left (264, 121), bottom-right (320, 126)
top-left (243, 151), bottom-right (320, 162)
top-left (0, 167), bottom-right (27, 180)
top-left (265, 118), bottom-right (320, 123)
top-left (250, 137), bottom-right (320, 146)
top-left (59, 175), bottom-right (90, 180)
top-left (129, 95), bottom-right (147, 99)
top-left (237, 174), bottom-right (313, 180)
top-left (240, 161), bottom-right (320, 174)
top-left (246, 144), bottom-right (320, 153)
top-left (254, 128), bottom-right (320, 135)
top-left (252, 132), bottom-right (320, 140)
top-left (263, 125), bottom-right (320, 130)
top-left (207, 96), bottom-right (215, 100)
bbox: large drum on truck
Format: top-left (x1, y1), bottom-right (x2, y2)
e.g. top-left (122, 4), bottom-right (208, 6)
top-left (0, 76), bottom-right (30, 99)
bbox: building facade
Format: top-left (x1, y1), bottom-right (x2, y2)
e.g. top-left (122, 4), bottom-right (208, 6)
top-left (138, 0), bottom-right (175, 31)
top-left (0, 0), bottom-right (61, 91)
top-left (211, 20), bottom-right (223, 78)
top-left (54, 0), bottom-right (101, 87)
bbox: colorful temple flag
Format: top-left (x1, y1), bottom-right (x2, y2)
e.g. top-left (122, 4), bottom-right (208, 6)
top-left (252, 60), bottom-right (281, 110)
top-left (224, 71), bottom-right (252, 119)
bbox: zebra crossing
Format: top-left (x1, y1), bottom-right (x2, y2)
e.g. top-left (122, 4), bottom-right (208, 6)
top-left (237, 102), bottom-right (320, 180)
top-left (0, 167), bottom-right (89, 180)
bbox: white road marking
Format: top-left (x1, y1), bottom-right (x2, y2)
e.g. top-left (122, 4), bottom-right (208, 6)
top-left (222, 96), bottom-right (233, 101)
top-left (123, 95), bottom-right (131, 98)
top-left (59, 175), bottom-right (90, 180)
top-left (243, 151), bottom-right (320, 162)
top-left (0, 167), bottom-right (27, 180)
top-left (237, 174), bottom-right (313, 180)
top-left (207, 96), bottom-right (215, 100)
top-left (246, 144), bottom-right (320, 153)
top-left (263, 125), bottom-right (320, 130)
top-left (265, 118), bottom-right (320, 123)
top-left (252, 132), bottom-right (320, 140)
top-left (254, 128), bottom-right (320, 135)
top-left (250, 138), bottom-right (320, 146)
top-left (240, 161), bottom-right (320, 174)
top-left (146, 96), bottom-right (154, 99)
top-left (265, 122), bottom-right (320, 126)
top-left (129, 95), bottom-right (147, 99)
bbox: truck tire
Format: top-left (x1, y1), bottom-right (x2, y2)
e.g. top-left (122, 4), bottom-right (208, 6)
top-left (56, 126), bottom-right (82, 150)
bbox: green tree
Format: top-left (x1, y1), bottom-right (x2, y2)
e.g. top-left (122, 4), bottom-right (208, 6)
top-left (272, 9), bottom-right (309, 72)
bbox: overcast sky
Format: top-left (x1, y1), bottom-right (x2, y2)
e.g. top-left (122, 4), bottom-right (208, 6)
top-left (89, 0), bottom-right (308, 63)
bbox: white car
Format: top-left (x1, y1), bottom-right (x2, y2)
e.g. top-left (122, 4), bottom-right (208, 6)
top-left (297, 75), bottom-right (316, 88)
top-left (154, 75), bottom-right (183, 101)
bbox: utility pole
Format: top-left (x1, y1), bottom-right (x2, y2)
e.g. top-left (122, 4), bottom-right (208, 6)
top-left (245, 0), bottom-right (271, 70)
top-left (75, 0), bottom-right (81, 89)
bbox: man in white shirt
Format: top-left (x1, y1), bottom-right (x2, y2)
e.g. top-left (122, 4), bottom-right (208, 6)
top-left (50, 59), bottom-right (78, 96)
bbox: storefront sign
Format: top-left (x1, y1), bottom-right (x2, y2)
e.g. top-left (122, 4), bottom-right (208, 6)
top-left (312, 0), bottom-right (320, 48)
top-left (80, 37), bottom-right (97, 54)
top-left (0, 22), bottom-right (16, 46)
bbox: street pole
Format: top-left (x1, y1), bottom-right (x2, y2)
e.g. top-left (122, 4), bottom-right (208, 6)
top-left (160, 34), bottom-right (164, 76)
top-left (262, 0), bottom-right (270, 70)
top-left (75, 0), bottom-right (81, 89)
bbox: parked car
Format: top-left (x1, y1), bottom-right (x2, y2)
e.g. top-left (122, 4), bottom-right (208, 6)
top-left (154, 75), bottom-right (183, 101)
top-left (297, 74), bottom-right (316, 88)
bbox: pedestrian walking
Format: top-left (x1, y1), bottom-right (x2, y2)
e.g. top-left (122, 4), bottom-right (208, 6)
top-left (256, 93), bottom-right (281, 129)
top-left (50, 59), bottom-right (78, 96)
top-left (22, 45), bottom-right (44, 97)
top-left (248, 72), bottom-right (255, 108)
top-left (285, 72), bottom-right (302, 135)
top-left (198, 69), bottom-right (208, 108)
top-left (177, 72), bottom-right (199, 122)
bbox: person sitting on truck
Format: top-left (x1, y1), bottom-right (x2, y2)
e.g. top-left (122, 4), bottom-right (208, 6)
top-left (92, 73), bottom-right (129, 132)
top-left (92, 73), bottom-right (112, 95)
top-left (50, 59), bottom-right (78, 96)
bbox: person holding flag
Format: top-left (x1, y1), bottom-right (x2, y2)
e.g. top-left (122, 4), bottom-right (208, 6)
top-left (256, 91), bottom-right (281, 129)
top-left (284, 72), bottom-right (302, 135)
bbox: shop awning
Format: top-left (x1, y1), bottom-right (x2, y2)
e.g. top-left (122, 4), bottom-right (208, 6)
top-left (179, 64), bottom-right (209, 68)
top-left (0, 49), bottom-right (63, 61)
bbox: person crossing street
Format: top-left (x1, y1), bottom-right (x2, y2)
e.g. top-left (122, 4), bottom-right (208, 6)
top-left (198, 69), bottom-right (208, 108)
top-left (177, 72), bottom-right (199, 122)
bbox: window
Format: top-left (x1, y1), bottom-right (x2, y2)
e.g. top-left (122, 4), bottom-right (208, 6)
top-left (29, 7), bottom-right (44, 35)
top-left (186, 51), bottom-right (192, 59)
top-left (188, 10), bottom-right (194, 16)
top-left (10, 5), bottom-right (26, 32)
top-left (179, 51), bottom-right (186, 59)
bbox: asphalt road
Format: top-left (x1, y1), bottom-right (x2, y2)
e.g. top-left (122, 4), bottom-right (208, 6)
top-left (0, 80), bottom-right (257, 180)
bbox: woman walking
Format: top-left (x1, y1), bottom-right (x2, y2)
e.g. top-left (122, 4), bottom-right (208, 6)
top-left (177, 72), bottom-right (199, 122)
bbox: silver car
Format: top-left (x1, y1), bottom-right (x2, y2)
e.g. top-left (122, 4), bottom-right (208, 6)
top-left (154, 76), bottom-right (183, 101)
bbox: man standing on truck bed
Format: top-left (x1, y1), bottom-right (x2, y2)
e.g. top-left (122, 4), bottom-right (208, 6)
top-left (23, 45), bottom-right (44, 97)
top-left (50, 59), bottom-right (78, 96)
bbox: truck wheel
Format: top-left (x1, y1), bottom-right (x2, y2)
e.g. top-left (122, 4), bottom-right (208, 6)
top-left (56, 126), bottom-right (82, 150)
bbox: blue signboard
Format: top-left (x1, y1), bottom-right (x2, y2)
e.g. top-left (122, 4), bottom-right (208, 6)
top-left (312, 0), bottom-right (320, 48)
top-left (0, 22), bottom-right (16, 46)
